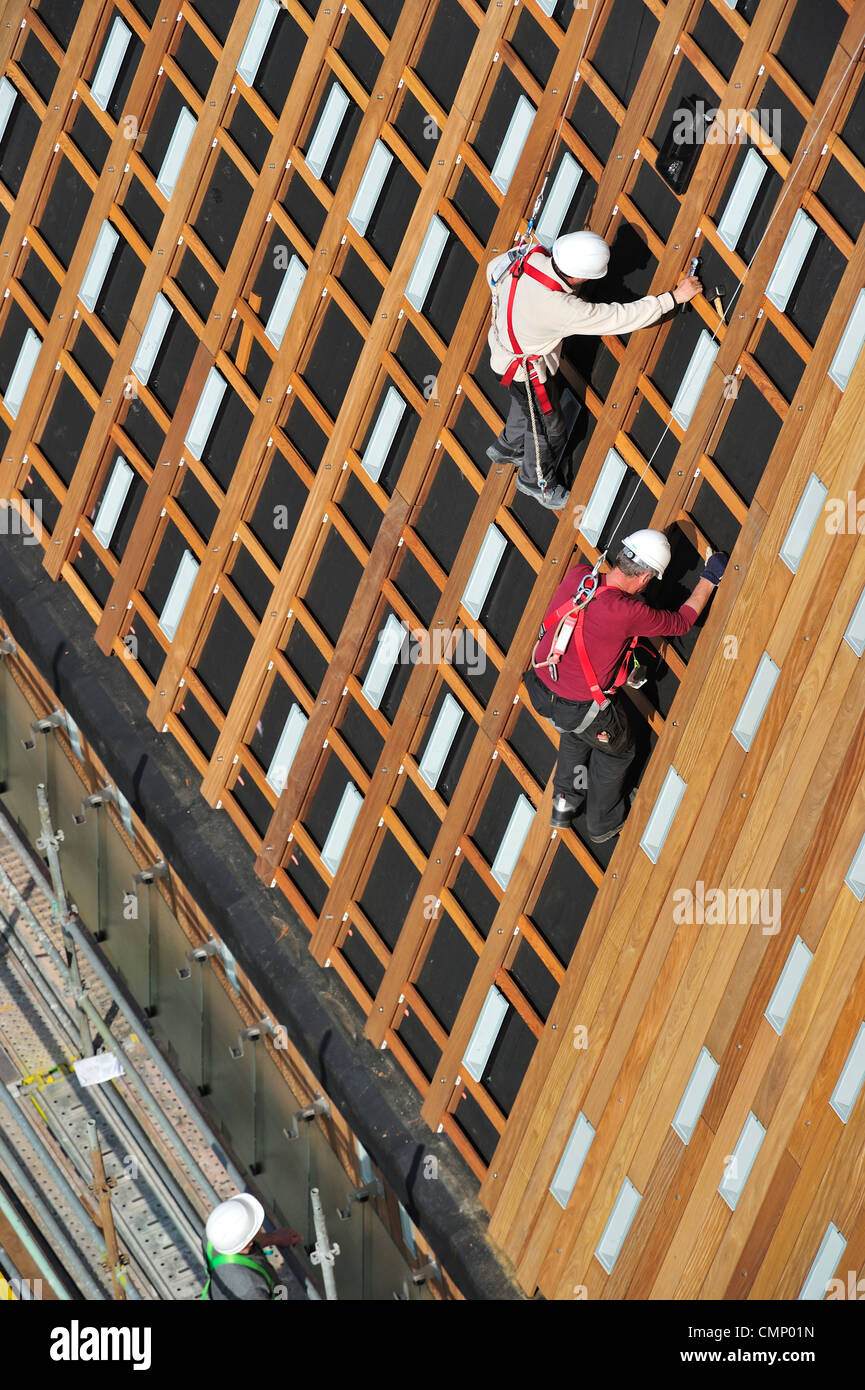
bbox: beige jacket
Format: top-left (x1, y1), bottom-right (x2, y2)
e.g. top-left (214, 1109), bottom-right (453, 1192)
top-left (487, 250), bottom-right (676, 383)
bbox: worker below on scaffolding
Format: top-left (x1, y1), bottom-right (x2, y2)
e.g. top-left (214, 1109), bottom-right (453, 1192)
top-left (525, 529), bottom-right (727, 842)
top-left (486, 232), bottom-right (702, 509)
top-left (202, 1193), bottom-right (302, 1300)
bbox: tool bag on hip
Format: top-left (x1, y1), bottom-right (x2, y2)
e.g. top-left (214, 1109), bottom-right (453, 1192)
top-left (201, 1239), bottom-right (276, 1300)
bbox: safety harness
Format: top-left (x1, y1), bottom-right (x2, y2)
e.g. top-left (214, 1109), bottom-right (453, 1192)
top-left (201, 1240), bottom-right (276, 1301)
top-left (491, 244), bottom-right (566, 496)
top-left (532, 565), bottom-right (642, 725)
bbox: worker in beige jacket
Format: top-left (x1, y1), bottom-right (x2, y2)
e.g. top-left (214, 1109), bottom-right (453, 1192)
top-left (486, 230), bottom-right (702, 509)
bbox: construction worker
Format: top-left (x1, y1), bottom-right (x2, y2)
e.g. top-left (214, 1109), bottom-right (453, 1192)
top-left (525, 530), bottom-right (728, 842)
top-left (486, 231), bottom-right (702, 508)
top-left (201, 1193), bottom-right (301, 1301)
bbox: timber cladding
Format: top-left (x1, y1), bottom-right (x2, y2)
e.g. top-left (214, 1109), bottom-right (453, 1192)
top-left (0, 0), bottom-right (864, 1298)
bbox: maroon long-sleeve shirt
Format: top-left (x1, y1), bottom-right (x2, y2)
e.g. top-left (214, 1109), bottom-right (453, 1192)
top-left (533, 565), bottom-right (699, 700)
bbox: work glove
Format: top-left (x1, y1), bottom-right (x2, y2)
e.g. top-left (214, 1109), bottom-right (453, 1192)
top-left (701, 552), bottom-right (728, 585)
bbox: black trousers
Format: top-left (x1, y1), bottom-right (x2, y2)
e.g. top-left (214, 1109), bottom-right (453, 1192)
top-left (494, 371), bottom-right (567, 489)
top-left (525, 667), bottom-right (636, 836)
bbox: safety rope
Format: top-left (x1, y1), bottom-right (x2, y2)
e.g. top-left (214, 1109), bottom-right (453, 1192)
top-left (601, 29), bottom-right (865, 548)
top-left (523, 356), bottom-right (548, 493)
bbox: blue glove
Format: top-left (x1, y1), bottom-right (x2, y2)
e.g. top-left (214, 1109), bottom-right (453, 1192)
top-left (701, 552), bottom-right (728, 585)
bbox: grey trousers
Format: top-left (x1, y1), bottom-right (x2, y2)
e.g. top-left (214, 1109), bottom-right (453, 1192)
top-left (495, 372), bottom-right (567, 489)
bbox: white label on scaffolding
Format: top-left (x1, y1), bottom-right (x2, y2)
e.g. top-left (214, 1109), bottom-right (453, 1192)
top-left (73, 1052), bottom-right (126, 1087)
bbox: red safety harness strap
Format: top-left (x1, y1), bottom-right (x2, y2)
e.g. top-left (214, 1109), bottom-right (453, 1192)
top-left (500, 248), bottom-right (564, 414)
top-left (534, 580), bottom-right (639, 707)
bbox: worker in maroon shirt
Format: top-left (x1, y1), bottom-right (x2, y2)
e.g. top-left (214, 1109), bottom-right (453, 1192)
top-left (525, 530), bottom-right (728, 843)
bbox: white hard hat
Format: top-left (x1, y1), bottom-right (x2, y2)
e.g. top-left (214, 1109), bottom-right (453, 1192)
top-left (552, 231), bottom-right (610, 280)
top-left (621, 529), bottom-right (671, 579)
top-left (206, 1194), bottom-right (265, 1254)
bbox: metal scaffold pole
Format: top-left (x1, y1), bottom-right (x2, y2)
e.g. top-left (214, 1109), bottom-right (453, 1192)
top-left (309, 1187), bottom-right (339, 1301)
top-left (35, 784), bottom-right (92, 1061)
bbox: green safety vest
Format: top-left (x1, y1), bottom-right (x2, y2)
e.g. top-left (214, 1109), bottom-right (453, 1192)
top-left (201, 1240), bottom-right (276, 1300)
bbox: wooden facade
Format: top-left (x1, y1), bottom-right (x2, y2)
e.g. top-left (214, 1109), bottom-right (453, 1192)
top-left (1, 0), bottom-right (864, 1298)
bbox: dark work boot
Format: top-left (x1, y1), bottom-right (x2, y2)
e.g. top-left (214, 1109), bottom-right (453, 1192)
top-left (486, 443), bottom-right (522, 466)
top-left (551, 794), bottom-right (582, 830)
top-left (515, 477), bottom-right (570, 510)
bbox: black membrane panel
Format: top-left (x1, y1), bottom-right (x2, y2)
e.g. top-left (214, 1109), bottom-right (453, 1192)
top-left (651, 55), bottom-right (716, 153)
top-left (339, 472), bottom-right (382, 551)
top-left (257, 9), bottom-right (306, 114)
top-left (173, 22), bottom-right (218, 97)
top-left (283, 395), bottom-right (328, 471)
top-left (21, 466), bottom-right (59, 536)
top-left (452, 394), bottom-right (492, 474)
top-left (508, 486), bottom-right (558, 556)
top-left (753, 319), bottom-right (805, 404)
top-left (193, 0), bottom-right (235, 43)
top-left (510, 940), bottom-right (558, 1024)
top-left (474, 65), bottom-right (523, 179)
top-left (415, 0), bottom-right (476, 113)
top-left (195, 601), bottom-right (253, 714)
top-left (96, 240), bottom-right (144, 343)
top-left (341, 929), bottom-right (384, 998)
top-left (141, 82), bottom-right (186, 179)
top-left (510, 9), bottom-right (557, 87)
top-left (787, 229), bottom-right (847, 348)
top-left (393, 89), bottom-right (435, 170)
top-left (452, 166), bottom-right (497, 246)
top-left (175, 249), bottom-right (217, 322)
top-left (394, 318), bottom-right (440, 394)
top-left (336, 698), bottom-right (384, 777)
top-left (690, 479), bottom-right (741, 557)
top-left (393, 547), bottom-right (440, 627)
top-left (338, 245), bottom-right (381, 321)
top-left (201, 388), bottom-right (253, 492)
top-left (130, 0), bottom-right (159, 21)
top-left (630, 160), bottom-right (680, 242)
top-left (281, 172), bottom-right (326, 249)
top-left (692, 1), bottom-right (742, 81)
top-left (254, 227), bottom-right (299, 324)
top-left (712, 377), bottom-right (782, 506)
top-left (650, 301), bottom-right (712, 412)
top-left (414, 454), bottom-right (477, 573)
top-left (73, 541), bottom-right (112, 609)
top-left (570, 85), bottom-right (619, 166)
top-left (128, 614), bottom-right (163, 682)
top-left (20, 251), bottom-right (59, 320)
top-left (0, 93), bottom-right (39, 197)
top-left (303, 528), bottom-right (363, 645)
top-left (38, 377), bottom-right (94, 487)
top-left (471, 763), bottom-right (521, 867)
top-left (842, 80), bottom-right (865, 167)
top-left (104, 464), bottom-right (145, 561)
top-left (122, 398), bottom-right (164, 467)
top-left (396, 1011), bottom-right (440, 1082)
top-left (149, 312), bottom-right (197, 416)
top-left (232, 771), bottom-right (272, 839)
top-left (593, 0), bottom-right (658, 105)
top-left (755, 78), bottom-right (804, 162)
top-left (194, 152), bottom-right (253, 270)
top-left (482, 1006), bottom-right (535, 1117)
top-left (416, 913), bottom-right (476, 1033)
top-left (363, 0), bottom-right (402, 37)
top-left (337, 15), bottom-right (382, 92)
top-left (230, 547), bottom-right (271, 622)
top-left (359, 830), bottom-right (422, 952)
top-left (121, 176), bottom-right (162, 248)
top-left (287, 843), bottom-right (327, 917)
top-left (303, 753), bottom-right (352, 852)
top-left (508, 708), bottom-right (556, 789)
top-left (450, 859), bottom-right (496, 938)
top-left (628, 399), bottom-right (679, 484)
top-left (424, 235), bottom-right (477, 343)
top-left (38, 157), bottom-right (91, 269)
top-left (776, 0), bottom-right (846, 103)
top-left (819, 158), bottom-right (865, 242)
top-left (142, 519), bottom-right (185, 618)
top-left (19, 33), bottom-right (57, 102)
top-left (228, 97), bottom-right (270, 173)
top-left (455, 1090), bottom-right (499, 1166)
top-left (529, 842), bottom-right (595, 966)
top-left (37, 0), bottom-right (84, 49)
top-left (70, 104), bottom-right (111, 172)
top-left (71, 321), bottom-right (112, 395)
top-left (395, 777), bottom-right (440, 859)
top-left (284, 621), bottom-right (327, 697)
top-left (479, 541), bottom-right (535, 653)
top-left (249, 674), bottom-right (294, 770)
top-left (249, 450), bottom-right (308, 565)
top-left (302, 301), bottom-right (363, 420)
top-left (367, 162), bottom-right (420, 269)
top-left (177, 688), bottom-right (218, 760)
